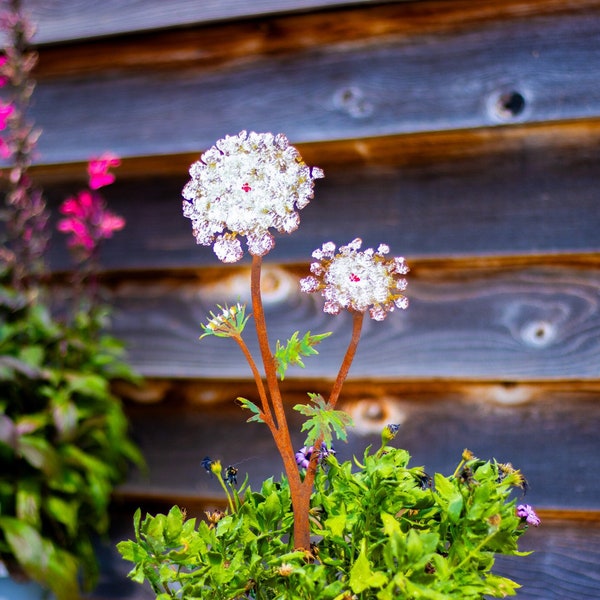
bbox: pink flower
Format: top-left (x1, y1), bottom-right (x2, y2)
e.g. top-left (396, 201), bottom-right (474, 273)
top-left (0, 136), bottom-right (11, 158)
top-left (87, 152), bottom-right (121, 190)
top-left (0, 101), bottom-right (14, 129)
top-left (58, 189), bottom-right (125, 258)
top-left (0, 56), bottom-right (8, 87)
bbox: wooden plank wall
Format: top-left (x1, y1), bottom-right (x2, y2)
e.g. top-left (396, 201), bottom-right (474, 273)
top-left (17, 1), bottom-right (600, 597)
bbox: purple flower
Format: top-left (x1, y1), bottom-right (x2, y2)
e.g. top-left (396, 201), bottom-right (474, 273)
top-left (295, 443), bottom-right (335, 469)
top-left (295, 446), bottom-right (313, 469)
top-left (516, 504), bottom-right (541, 527)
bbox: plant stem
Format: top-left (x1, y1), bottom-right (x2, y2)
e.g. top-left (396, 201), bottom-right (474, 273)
top-left (301, 310), bottom-right (365, 505)
top-left (328, 311), bottom-right (364, 410)
top-left (248, 259), bottom-right (365, 551)
top-left (250, 255), bottom-right (307, 547)
top-left (233, 334), bottom-right (276, 430)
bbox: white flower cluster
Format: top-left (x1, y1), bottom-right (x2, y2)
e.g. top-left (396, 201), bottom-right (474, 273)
top-left (300, 238), bottom-right (409, 321)
top-left (182, 131), bottom-right (324, 263)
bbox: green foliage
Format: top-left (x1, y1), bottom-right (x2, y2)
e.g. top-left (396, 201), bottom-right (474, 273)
top-left (274, 331), bottom-right (331, 380)
top-left (119, 445), bottom-right (531, 599)
top-left (237, 397), bottom-right (265, 424)
top-left (200, 303), bottom-right (250, 339)
top-left (294, 393), bottom-right (354, 447)
top-left (0, 279), bottom-right (144, 599)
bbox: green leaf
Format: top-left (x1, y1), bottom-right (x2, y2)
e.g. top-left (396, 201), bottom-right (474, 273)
top-left (0, 516), bottom-right (79, 600)
top-left (16, 479), bottom-right (42, 529)
top-left (294, 393), bottom-right (354, 447)
top-left (45, 495), bottom-right (80, 538)
top-left (350, 540), bottom-right (388, 594)
top-left (274, 330), bottom-right (331, 380)
top-left (237, 397), bottom-right (265, 423)
top-left (17, 436), bottom-right (60, 476)
top-left (381, 511), bottom-right (401, 536)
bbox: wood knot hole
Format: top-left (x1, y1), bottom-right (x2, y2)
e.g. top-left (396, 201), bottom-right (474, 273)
top-left (333, 86), bottom-right (373, 118)
top-left (492, 90), bottom-right (526, 120)
top-left (521, 320), bottom-right (555, 347)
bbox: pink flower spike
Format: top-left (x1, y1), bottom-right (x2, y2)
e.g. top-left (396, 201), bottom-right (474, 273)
top-left (0, 102), bottom-right (14, 129)
top-left (87, 152), bottom-right (121, 189)
top-left (98, 212), bottom-right (125, 238)
top-left (0, 136), bottom-right (11, 158)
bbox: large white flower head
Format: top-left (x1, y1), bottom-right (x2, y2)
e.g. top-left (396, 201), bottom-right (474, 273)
top-left (182, 130), bottom-right (324, 263)
top-left (300, 238), bottom-right (409, 321)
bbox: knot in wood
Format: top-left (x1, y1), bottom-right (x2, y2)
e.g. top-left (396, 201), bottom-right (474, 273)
top-left (333, 86), bottom-right (373, 118)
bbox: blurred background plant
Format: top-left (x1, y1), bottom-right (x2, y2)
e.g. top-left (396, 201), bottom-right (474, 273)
top-left (0, 1), bottom-right (143, 598)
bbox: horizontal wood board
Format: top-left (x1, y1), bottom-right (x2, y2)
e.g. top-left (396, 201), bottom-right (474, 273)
top-left (88, 262), bottom-right (600, 379)
top-left (118, 389), bottom-right (599, 511)
top-left (20, 0), bottom-right (409, 44)
top-left (19, 0), bottom-right (599, 45)
top-left (29, 1), bottom-right (600, 79)
top-left (10, 7), bottom-right (600, 166)
top-left (41, 135), bottom-right (600, 273)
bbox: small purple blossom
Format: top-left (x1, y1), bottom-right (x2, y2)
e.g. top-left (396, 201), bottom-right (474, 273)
top-left (295, 443), bottom-right (335, 469)
top-left (516, 504), bottom-right (541, 527)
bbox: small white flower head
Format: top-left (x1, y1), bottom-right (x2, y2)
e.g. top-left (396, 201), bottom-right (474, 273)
top-left (300, 238), bottom-right (409, 321)
top-left (182, 130), bottom-right (324, 263)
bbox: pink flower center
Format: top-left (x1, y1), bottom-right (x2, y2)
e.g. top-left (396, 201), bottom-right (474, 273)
top-left (349, 273), bottom-right (361, 282)
top-left (241, 182), bottom-right (252, 192)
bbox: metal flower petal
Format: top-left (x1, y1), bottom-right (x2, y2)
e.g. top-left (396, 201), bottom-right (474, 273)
top-left (300, 238), bottom-right (409, 320)
top-left (182, 130), bottom-right (324, 262)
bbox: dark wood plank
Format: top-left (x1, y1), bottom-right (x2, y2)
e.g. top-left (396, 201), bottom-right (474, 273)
top-left (23, 0), bottom-right (408, 44)
top-left (19, 8), bottom-right (600, 166)
top-left (31, 1), bottom-right (600, 79)
top-left (41, 133), bottom-right (600, 272)
top-left (487, 518), bottom-right (600, 600)
top-left (23, 0), bottom-right (598, 46)
top-left (117, 387), bottom-right (600, 510)
top-left (86, 260), bottom-right (600, 380)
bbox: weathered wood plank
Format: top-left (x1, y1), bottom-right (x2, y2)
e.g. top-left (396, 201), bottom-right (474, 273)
top-left (32, 1), bottom-right (600, 78)
top-left (117, 387), bottom-right (600, 510)
top-left (23, 0), bottom-right (406, 44)
top-left (41, 133), bottom-right (600, 272)
top-left (92, 508), bottom-right (600, 599)
top-left (22, 0), bottom-right (600, 45)
top-left (20, 8), bottom-right (600, 166)
top-left (89, 261), bottom-right (600, 380)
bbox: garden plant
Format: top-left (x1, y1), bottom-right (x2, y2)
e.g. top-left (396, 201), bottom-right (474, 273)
top-left (0, 2), bottom-right (142, 598)
top-left (118, 131), bottom-right (540, 599)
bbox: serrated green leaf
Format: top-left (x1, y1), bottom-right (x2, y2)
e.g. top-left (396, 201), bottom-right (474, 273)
top-left (237, 397), bottom-right (265, 423)
top-left (274, 330), bottom-right (331, 379)
top-left (294, 393), bottom-right (353, 446)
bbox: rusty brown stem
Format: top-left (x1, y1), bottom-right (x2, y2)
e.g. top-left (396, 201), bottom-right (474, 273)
top-left (301, 310), bottom-right (365, 501)
top-left (233, 335), bottom-right (275, 430)
top-left (328, 310), bottom-right (365, 409)
top-left (250, 255), bottom-right (310, 547)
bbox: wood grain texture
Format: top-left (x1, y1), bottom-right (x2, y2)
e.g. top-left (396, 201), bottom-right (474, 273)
top-left (76, 262), bottom-right (600, 380)
top-left (22, 0), bottom-right (599, 45)
top-left (31, 1), bottom-right (600, 78)
top-left (40, 133), bottom-right (600, 272)
top-left (117, 388), bottom-right (600, 510)
top-left (17, 8), bottom-right (600, 166)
